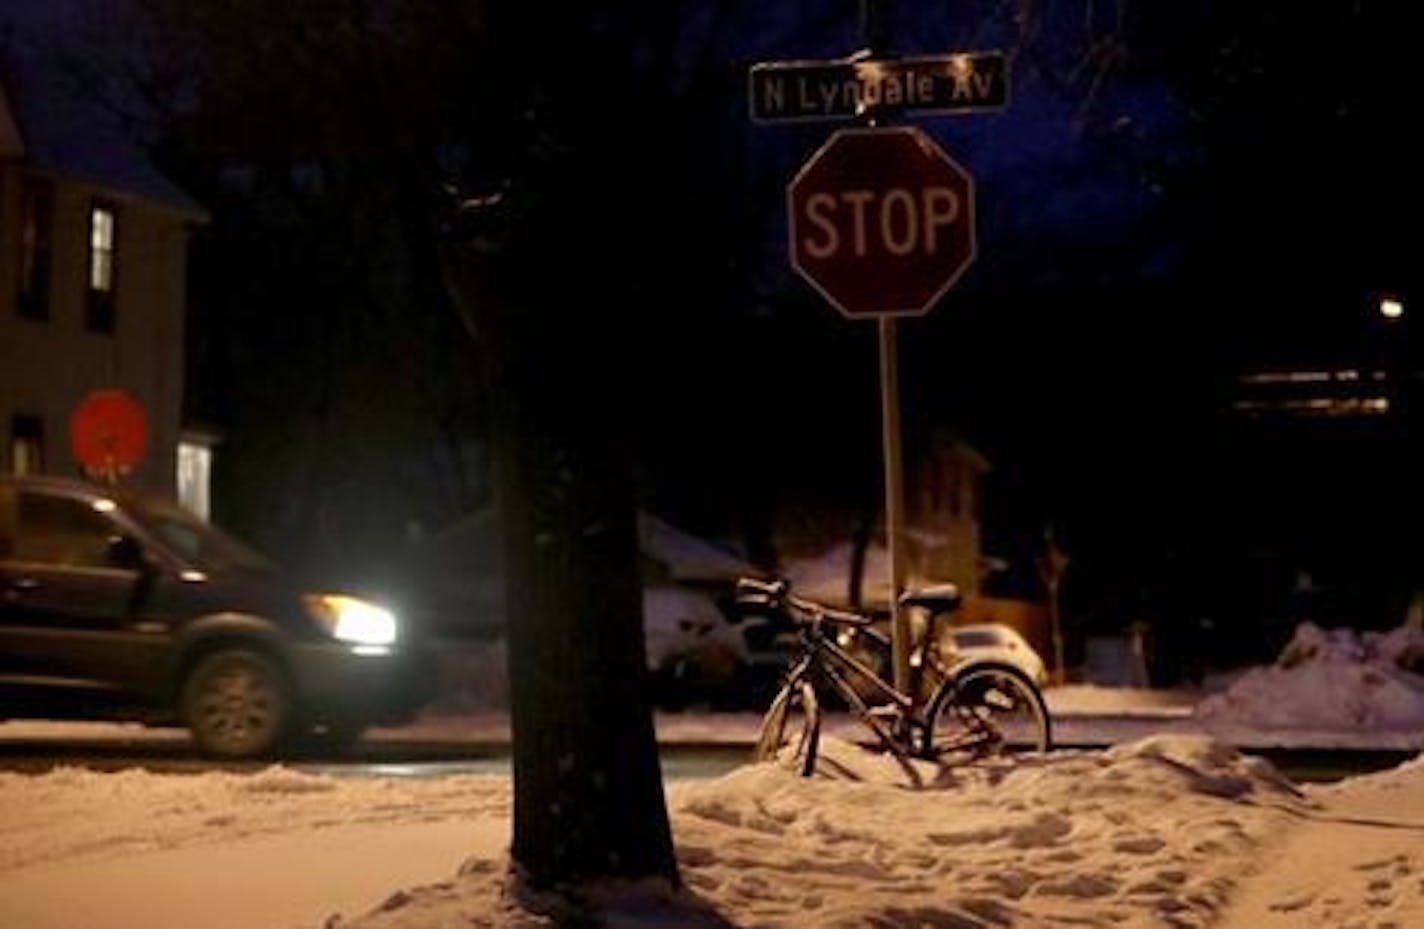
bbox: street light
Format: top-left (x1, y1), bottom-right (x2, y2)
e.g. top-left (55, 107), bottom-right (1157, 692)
top-left (1379, 296), bottom-right (1404, 320)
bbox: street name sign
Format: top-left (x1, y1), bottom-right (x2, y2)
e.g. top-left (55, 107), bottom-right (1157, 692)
top-left (749, 52), bottom-right (1007, 123)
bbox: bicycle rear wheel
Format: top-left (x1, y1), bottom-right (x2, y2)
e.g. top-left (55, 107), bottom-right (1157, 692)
top-left (753, 676), bottom-right (821, 776)
top-left (922, 664), bottom-right (1051, 761)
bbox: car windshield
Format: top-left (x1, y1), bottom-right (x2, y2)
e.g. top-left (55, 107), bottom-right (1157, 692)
top-left (125, 496), bottom-right (274, 573)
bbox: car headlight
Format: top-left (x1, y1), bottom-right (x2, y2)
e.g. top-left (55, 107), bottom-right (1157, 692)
top-left (303, 594), bottom-right (398, 646)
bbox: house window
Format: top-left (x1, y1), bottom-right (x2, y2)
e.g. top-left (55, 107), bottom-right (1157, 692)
top-left (9, 414), bottom-right (45, 476)
top-left (86, 201), bottom-right (118, 332)
top-left (18, 179), bottom-right (53, 320)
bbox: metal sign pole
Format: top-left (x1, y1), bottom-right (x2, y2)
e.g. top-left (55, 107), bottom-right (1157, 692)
top-left (878, 316), bottom-right (911, 693)
top-left (859, 0), bottom-right (911, 696)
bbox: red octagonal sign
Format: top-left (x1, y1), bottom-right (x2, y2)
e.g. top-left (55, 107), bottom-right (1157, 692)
top-left (788, 126), bottom-right (976, 318)
top-left (70, 388), bottom-right (148, 480)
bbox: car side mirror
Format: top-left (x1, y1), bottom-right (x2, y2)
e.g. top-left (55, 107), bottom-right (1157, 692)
top-left (106, 535), bottom-right (150, 572)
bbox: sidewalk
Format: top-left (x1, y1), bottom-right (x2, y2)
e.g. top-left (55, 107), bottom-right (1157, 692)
top-left (370, 682), bottom-right (1421, 752)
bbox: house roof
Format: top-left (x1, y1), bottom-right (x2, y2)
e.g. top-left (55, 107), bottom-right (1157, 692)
top-left (0, 31), bottom-right (205, 220)
top-left (400, 508), bottom-right (753, 586)
top-left (637, 512), bottom-right (754, 582)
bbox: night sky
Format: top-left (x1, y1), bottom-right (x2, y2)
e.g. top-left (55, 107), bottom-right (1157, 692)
top-left (3, 1), bottom-right (1417, 647)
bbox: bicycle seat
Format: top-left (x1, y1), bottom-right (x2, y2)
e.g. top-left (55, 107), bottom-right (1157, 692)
top-left (899, 583), bottom-right (961, 615)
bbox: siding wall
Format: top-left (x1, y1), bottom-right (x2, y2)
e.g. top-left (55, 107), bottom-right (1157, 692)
top-left (0, 161), bottom-right (190, 496)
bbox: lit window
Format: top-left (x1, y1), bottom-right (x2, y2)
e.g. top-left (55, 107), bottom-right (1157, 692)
top-left (86, 201), bottom-right (118, 332)
top-left (18, 179), bottom-right (53, 320)
top-left (90, 206), bottom-right (114, 289)
top-left (9, 415), bottom-right (44, 475)
top-left (177, 440), bottom-right (213, 520)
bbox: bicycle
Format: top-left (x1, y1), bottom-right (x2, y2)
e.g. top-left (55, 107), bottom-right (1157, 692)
top-left (735, 576), bottom-right (1052, 777)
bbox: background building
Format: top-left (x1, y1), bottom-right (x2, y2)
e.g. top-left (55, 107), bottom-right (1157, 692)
top-left (1, 46), bottom-right (206, 505)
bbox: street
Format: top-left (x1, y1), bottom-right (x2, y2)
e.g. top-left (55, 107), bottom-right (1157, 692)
top-left (0, 718), bottom-right (1409, 783)
top-left (0, 721), bottom-right (752, 779)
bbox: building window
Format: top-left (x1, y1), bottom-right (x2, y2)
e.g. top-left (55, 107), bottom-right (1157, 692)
top-left (176, 439), bottom-right (213, 520)
top-left (18, 179), bottom-right (54, 320)
top-left (9, 414), bottom-right (45, 476)
top-left (86, 200), bottom-right (118, 332)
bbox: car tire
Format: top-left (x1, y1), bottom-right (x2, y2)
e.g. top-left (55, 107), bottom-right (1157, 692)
top-left (180, 648), bottom-right (291, 759)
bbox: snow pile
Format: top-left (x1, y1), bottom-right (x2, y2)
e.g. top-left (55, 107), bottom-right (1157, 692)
top-left (338, 735), bottom-right (1308, 929)
top-left (1196, 622), bottom-right (1424, 733)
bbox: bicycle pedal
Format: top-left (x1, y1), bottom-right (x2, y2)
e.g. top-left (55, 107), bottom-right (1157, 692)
top-left (865, 704), bottom-right (901, 720)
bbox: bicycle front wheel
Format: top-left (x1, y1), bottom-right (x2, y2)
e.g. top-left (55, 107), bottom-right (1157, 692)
top-left (922, 665), bottom-right (1051, 761)
top-left (753, 676), bottom-right (821, 776)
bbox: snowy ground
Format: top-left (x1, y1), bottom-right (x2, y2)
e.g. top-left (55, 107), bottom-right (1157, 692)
top-left (1, 733), bottom-right (1422, 929)
top-left (2, 621), bottom-right (1422, 928)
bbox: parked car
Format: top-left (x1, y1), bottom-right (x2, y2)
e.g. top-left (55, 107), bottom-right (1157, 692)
top-left (0, 475), bottom-right (433, 758)
top-left (833, 616), bottom-right (1050, 702)
top-left (941, 623), bottom-right (1048, 685)
top-left (643, 584), bottom-right (750, 708)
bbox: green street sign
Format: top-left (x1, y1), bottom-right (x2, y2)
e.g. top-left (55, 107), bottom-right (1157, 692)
top-left (749, 51), bottom-right (1008, 124)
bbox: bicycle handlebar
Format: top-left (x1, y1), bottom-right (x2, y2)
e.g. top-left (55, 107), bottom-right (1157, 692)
top-left (735, 577), bottom-right (786, 600)
top-left (734, 576), bottom-right (874, 628)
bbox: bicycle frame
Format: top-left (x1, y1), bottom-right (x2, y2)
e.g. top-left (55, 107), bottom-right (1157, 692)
top-left (780, 612), bottom-right (938, 764)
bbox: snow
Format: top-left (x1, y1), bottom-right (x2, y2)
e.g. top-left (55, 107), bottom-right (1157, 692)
top-left (1194, 622), bottom-right (1424, 747)
top-left (637, 513), bottom-right (753, 582)
top-left (783, 542), bottom-right (898, 605)
top-left (642, 585), bottom-right (749, 672)
top-left (4, 622), bottom-right (1424, 928)
top-left (1, 734), bottom-right (1422, 929)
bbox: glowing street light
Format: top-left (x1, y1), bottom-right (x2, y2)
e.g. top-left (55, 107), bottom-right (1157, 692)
top-left (1379, 296), bottom-right (1404, 320)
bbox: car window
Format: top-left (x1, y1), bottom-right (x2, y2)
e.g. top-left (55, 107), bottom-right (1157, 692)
top-left (125, 496), bottom-right (272, 572)
top-left (952, 629), bottom-right (1002, 649)
top-left (14, 492), bottom-right (123, 569)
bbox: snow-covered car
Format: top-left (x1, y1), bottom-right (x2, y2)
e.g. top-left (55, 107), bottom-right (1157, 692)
top-left (642, 584), bottom-right (749, 707)
top-left (940, 623), bottom-right (1048, 685)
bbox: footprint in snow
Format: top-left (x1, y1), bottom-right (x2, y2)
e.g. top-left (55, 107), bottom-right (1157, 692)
top-left (1268, 888), bottom-right (1317, 912)
top-left (1033, 872), bottom-right (1120, 898)
top-left (1008, 812), bottom-right (1071, 849)
top-left (1112, 835), bottom-right (1167, 855)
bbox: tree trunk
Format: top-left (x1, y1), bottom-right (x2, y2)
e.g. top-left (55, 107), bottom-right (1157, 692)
top-left (496, 350), bottom-right (677, 888)
top-left (443, 226), bottom-right (678, 891)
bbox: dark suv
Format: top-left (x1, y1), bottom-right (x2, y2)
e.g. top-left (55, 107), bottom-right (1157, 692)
top-left (0, 475), bottom-right (433, 758)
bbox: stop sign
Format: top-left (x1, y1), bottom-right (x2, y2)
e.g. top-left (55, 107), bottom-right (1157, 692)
top-left (70, 388), bottom-right (148, 479)
top-left (788, 126), bottom-right (976, 318)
